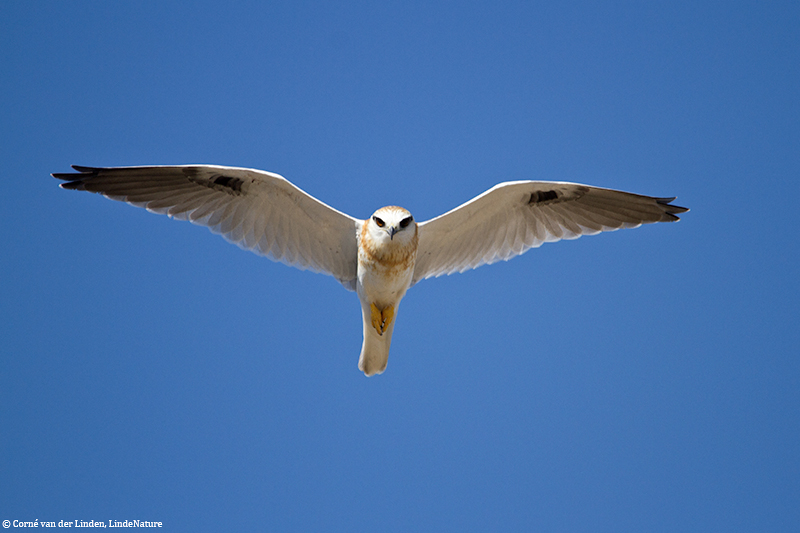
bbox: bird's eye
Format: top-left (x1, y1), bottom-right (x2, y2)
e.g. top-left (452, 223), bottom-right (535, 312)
top-left (399, 216), bottom-right (413, 228)
top-left (373, 216), bottom-right (385, 228)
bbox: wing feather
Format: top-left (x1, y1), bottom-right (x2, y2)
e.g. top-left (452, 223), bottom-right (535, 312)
top-left (188, 195), bottom-right (230, 224)
top-left (169, 190), bottom-right (214, 220)
top-left (557, 202), bottom-right (604, 233)
top-left (54, 165), bottom-right (360, 289)
top-left (412, 180), bottom-right (687, 283)
top-left (240, 196), bottom-right (264, 251)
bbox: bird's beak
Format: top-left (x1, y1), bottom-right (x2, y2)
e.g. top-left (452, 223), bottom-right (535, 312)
top-left (389, 226), bottom-right (398, 240)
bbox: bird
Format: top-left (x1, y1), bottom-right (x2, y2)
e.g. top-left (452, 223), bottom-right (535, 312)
top-left (53, 165), bottom-right (688, 376)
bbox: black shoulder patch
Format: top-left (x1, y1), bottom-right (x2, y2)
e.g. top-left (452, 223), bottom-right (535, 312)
top-left (528, 190), bottom-right (559, 204)
top-left (211, 175), bottom-right (245, 193)
top-left (185, 171), bottom-right (247, 196)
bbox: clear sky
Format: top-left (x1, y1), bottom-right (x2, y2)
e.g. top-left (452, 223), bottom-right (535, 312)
top-left (2, 1), bottom-right (798, 531)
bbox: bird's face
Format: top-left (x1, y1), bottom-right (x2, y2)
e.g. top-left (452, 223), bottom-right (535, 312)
top-left (367, 206), bottom-right (416, 247)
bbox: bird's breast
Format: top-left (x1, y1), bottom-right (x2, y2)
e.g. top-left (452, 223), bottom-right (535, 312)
top-left (357, 226), bottom-right (418, 306)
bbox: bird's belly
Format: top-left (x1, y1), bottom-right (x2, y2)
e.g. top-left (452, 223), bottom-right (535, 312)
top-left (357, 261), bottom-right (414, 307)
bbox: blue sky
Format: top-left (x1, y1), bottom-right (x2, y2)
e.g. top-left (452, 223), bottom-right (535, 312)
top-left (1, 1), bottom-right (798, 530)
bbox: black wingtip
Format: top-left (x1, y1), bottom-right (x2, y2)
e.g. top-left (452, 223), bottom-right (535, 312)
top-left (58, 180), bottom-right (83, 190)
top-left (52, 165), bottom-right (100, 190)
top-left (71, 165), bottom-right (101, 173)
top-left (52, 165), bottom-right (93, 179)
top-left (658, 198), bottom-right (689, 221)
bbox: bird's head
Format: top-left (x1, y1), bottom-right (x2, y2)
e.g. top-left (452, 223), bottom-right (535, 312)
top-left (366, 206), bottom-right (417, 247)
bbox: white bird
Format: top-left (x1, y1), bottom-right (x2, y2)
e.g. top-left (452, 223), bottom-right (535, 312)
top-left (53, 165), bottom-right (688, 376)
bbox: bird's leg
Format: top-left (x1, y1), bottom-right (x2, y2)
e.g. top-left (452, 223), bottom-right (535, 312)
top-left (370, 303), bottom-right (395, 336)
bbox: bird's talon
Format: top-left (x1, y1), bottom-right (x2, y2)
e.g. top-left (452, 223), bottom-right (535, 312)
top-left (382, 305), bottom-right (395, 329)
top-left (370, 303), bottom-right (384, 335)
top-left (370, 303), bottom-right (395, 336)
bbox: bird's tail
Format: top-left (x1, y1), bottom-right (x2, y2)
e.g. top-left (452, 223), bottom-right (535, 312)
top-left (358, 303), bottom-right (398, 376)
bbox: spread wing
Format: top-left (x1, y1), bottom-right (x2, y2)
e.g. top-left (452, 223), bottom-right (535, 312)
top-left (53, 165), bottom-right (361, 290)
top-left (412, 180), bottom-right (688, 284)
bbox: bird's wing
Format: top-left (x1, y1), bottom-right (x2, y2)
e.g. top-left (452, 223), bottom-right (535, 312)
top-left (412, 180), bottom-right (688, 284)
top-left (54, 165), bottom-right (361, 290)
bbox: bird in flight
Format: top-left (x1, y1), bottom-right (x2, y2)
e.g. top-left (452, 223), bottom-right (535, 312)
top-left (54, 165), bottom-right (687, 376)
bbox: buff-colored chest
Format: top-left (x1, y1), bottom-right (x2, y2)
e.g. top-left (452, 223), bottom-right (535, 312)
top-left (357, 222), bottom-right (418, 306)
